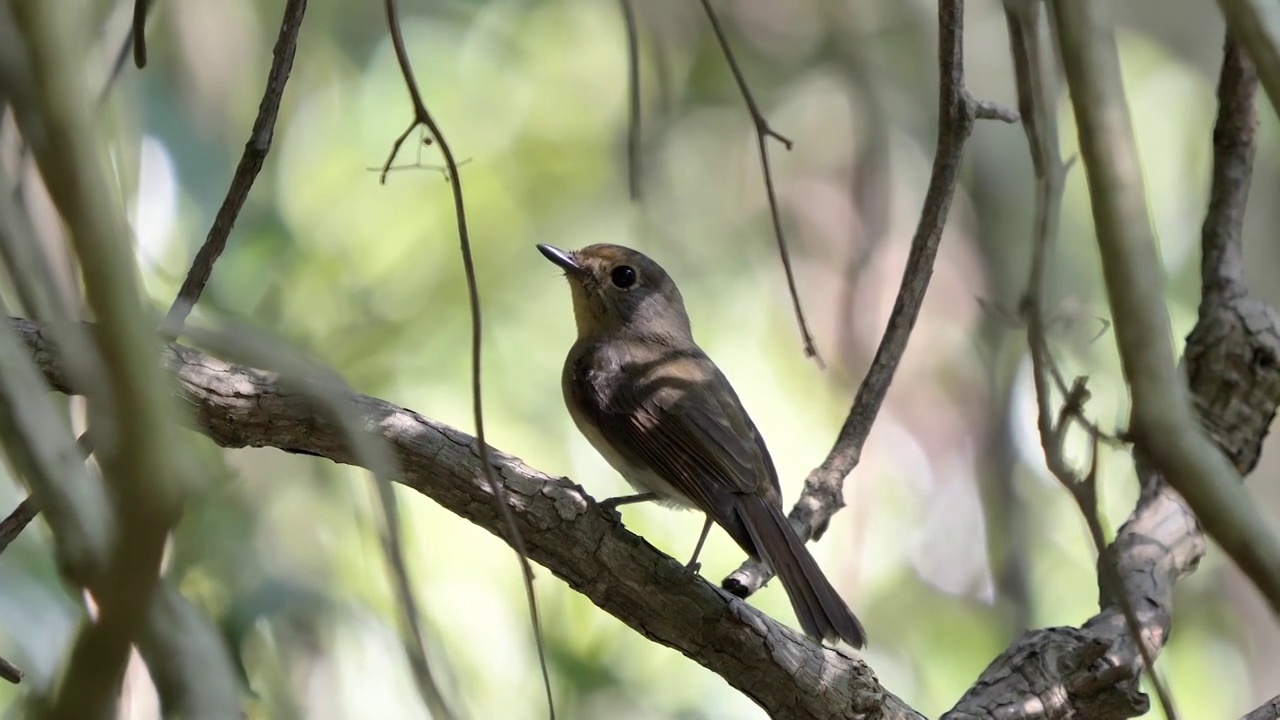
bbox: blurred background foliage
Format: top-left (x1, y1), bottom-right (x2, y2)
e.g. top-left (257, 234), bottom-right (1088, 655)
top-left (1, 0), bottom-right (1278, 717)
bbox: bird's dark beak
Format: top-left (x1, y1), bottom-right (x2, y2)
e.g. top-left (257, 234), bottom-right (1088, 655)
top-left (536, 244), bottom-right (581, 275)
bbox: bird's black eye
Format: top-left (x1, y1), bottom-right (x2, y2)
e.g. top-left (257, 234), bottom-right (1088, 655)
top-left (610, 265), bottom-right (637, 289)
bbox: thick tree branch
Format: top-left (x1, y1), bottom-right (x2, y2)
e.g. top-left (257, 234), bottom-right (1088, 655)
top-left (724, 0), bottom-right (1016, 597)
top-left (12, 315), bottom-right (921, 720)
top-left (1052, 0), bottom-right (1280, 614)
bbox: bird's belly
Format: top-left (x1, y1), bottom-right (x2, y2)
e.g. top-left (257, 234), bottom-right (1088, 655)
top-left (570, 412), bottom-right (695, 510)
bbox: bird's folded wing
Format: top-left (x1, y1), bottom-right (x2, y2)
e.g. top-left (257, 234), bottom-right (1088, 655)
top-left (593, 359), bottom-right (771, 520)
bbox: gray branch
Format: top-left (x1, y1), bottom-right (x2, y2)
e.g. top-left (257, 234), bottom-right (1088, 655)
top-left (15, 316), bottom-right (921, 720)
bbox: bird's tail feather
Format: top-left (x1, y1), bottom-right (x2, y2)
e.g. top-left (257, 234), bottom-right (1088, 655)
top-left (736, 495), bottom-right (866, 648)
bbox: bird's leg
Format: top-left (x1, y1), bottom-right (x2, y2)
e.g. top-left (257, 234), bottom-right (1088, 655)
top-left (598, 492), bottom-right (659, 522)
top-left (685, 516), bottom-right (714, 574)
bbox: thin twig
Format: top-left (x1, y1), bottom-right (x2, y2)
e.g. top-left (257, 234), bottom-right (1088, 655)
top-left (368, 127), bottom-right (449, 178)
top-left (132, 0), bottom-right (151, 68)
top-left (161, 0), bottom-right (308, 339)
top-left (380, 1), bottom-right (554, 717)
top-left (99, 0), bottom-right (160, 108)
top-left (619, 0), bottom-right (641, 200)
top-left (0, 496), bottom-right (37, 554)
top-left (379, 120), bottom-right (420, 185)
top-left (371, 472), bottom-right (450, 720)
top-left (0, 433), bottom-right (95, 557)
top-left (0, 655), bottom-right (22, 685)
top-left (724, 0), bottom-right (1017, 597)
top-left (695, 0), bottom-right (820, 365)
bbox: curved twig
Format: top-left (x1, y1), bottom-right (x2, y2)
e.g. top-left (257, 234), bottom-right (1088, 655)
top-left (696, 0), bottom-right (820, 365)
top-left (379, 2), bottom-right (555, 717)
top-left (161, 0), bottom-right (308, 338)
top-left (132, 0), bottom-right (151, 68)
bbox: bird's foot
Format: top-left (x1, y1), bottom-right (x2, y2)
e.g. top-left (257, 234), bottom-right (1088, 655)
top-left (721, 576), bottom-right (751, 599)
top-left (597, 499), bottom-right (625, 523)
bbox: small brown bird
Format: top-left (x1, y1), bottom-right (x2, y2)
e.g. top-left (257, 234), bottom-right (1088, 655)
top-left (538, 242), bottom-right (866, 648)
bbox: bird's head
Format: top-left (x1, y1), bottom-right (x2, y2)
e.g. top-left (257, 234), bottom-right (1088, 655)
top-left (537, 243), bottom-right (693, 341)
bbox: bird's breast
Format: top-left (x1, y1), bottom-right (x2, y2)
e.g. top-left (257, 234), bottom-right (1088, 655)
top-left (561, 343), bottom-right (696, 510)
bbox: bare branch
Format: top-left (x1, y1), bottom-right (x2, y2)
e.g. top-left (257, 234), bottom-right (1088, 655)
top-left (724, 0), bottom-right (1014, 597)
top-left (15, 315), bottom-right (923, 720)
top-left (1200, 34), bottom-right (1256, 310)
top-left (100, 0), bottom-right (158, 107)
top-left (696, 0), bottom-right (821, 365)
top-left (161, 0), bottom-right (308, 338)
top-left (1052, 0), bottom-right (1280, 614)
top-left (972, 99), bottom-right (1020, 123)
top-left (0, 655), bottom-right (22, 685)
top-left (379, 1), bottom-right (551, 716)
top-left (1216, 0), bottom-right (1280, 117)
top-left (0, 496), bottom-right (36, 555)
top-left (132, 0), bottom-right (151, 69)
top-left (0, 497), bottom-right (33, 685)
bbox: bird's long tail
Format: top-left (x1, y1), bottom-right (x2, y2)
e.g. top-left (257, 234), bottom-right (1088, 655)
top-left (734, 495), bottom-right (866, 648)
